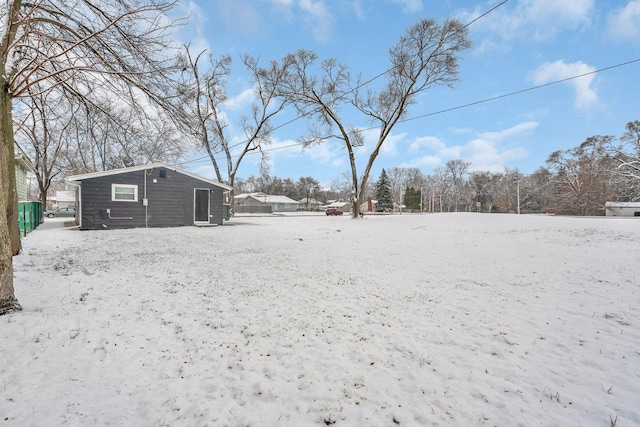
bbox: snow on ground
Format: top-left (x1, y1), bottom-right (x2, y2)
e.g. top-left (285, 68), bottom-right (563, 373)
top-left (1, 213), bottom-right (639, 426)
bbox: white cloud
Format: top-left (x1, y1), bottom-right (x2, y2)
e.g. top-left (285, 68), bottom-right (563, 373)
top-left (439, 145), bottom-right (463, 159)
top-left (524, 0), bottom-right (593, 26)
top-left (530, 60), bottom-right (597, 110)
top-left (356, 128), bottom-right (406, 158)
top-left (390, 0), bottom-right (423, 13)
top-left (460, 0), bottom-right (593, 46)
top-left (298, 0), bottom-right (335, 43)
top-left (407, 122), bottom-right (535, 171)
top-left (409, 136), bottom-right (445, 152)
top-left (331, 158), bottom-right (346, 169)
top-left (381, 132), bottom-right (405, 157)
top-left (607, 0), bottom-right (640, 43)
top-left (403, 155), bottom-right (441, 169)
top-left (265, 137), bottom-right (306, 160)
top-left (171, 1), bottom-right (210, 53)
top-left (240, 136), bottom-right (304, 174)
top-left (191, 163), bottom-right (219, 181)
top-left (465, 138), bottom-right (501, 169)
top-left (268, 0), bottom-right (294, 6)
top-left (479, 121), bottom-right (539, 141)
top-left (223, 88), bottom-right (255, 111)
top-left (304, 139), bottom-right (342, 163)
top-left (216, 0), bottom-right (269, 39)
top-left (464, 139), bottom-right (527, 172)
top-left (261, 135), bottom-right (347, 174)
top-left (461, 122), bottom-right (533, 171)
top-left (352, 0), bottom-right (366, 20)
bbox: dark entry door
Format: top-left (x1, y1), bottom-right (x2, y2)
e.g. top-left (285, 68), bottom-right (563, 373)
top-left (194, 189), bottom-right (210, 223)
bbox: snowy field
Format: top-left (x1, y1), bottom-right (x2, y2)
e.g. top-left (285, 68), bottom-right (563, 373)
top-left (2, 213), bottom-right (639, 426)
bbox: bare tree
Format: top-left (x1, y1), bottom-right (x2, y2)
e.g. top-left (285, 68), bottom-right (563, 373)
top-left (580, 121), bottom-right (640, 200)
top-left (63, 95), bottom-right (184, 173)
top-left (387, 167), bottom-right (426, 208)
top-left (445, 159), bottom-right (471, 212)
top-left (175, 48), bottom-right (292, 206)
top-left (330, 172), bottom-right (354, 202)
top-left (616, 121), bottom-right (640, 199)
top-left (621, 121), bottom-right (640, 167)
top-left (13, 84), bottom-right (76, 206)
top-left (387, 167), bottom-right (408, 206)
top-left (297, 177), bottom-right (321, 209)
top-left (403, 167), bottom-right (427, 189)
top-left (429, 166), bottom-right (450, 212)
top-left (546, 144), bottom-right (616, 215)
top-left (495, 167), bottom-right (523, 213)
top-left (14, 82), bottom-right (181, 207)
top-left (278, 18), bottom-right (471, 218)
top-left (520, 167), bottom-right (554, 213)
top-left (469, 170), bottom-right (500, 212)
top-left (1, 0), bottom-right (183, 314)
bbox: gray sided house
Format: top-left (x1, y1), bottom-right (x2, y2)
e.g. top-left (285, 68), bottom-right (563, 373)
top-left (67, 163), bottom-right (232, 230)
top-left (234, 192), bottom-right (299, 213)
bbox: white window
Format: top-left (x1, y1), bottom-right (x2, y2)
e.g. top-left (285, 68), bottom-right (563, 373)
top-left (112, 184), bottom-right (138, 202)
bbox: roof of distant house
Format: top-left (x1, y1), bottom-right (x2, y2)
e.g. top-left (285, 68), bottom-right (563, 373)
top-left (605, 201), bottom-right (640, 207)
top-left (50, 190), bottom-right (76, 202)
top-left (324, 201), bottom-right (350, 208)
top-left (298, 197), bottom-right (320, 204)
top-left (15, 152), bottom-right (35, 173)
top-left (235, 193), bottom-right (298, 205)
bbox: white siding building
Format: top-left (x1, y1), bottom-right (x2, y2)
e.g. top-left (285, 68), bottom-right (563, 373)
top-left (604, 202), bottom-right (640, 217)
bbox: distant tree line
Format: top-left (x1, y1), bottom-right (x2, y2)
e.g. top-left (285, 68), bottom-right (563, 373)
top-left (238, 121), bottom-right (640, 216)
top-left (388, 120), bottom-right (640, 214)
top-left (234, 174), bottom-right (343, 208)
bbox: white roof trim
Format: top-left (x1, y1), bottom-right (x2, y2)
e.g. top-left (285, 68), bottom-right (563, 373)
top-left (605, 201), bottom-right (640, 207)
top-left (66, 162), bottom-right (232, 190)
top-left (247, 194), bottom-right (299, 204)
top-left (14, 152), bottom-right (36, 173)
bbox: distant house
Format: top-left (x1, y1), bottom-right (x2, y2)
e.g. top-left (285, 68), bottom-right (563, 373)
top-left (14, 152), bottom-right (35, 201)
top-left (49, 190), bottom-right (76, 210)
top-left (298, 197), bottom-right (321, 211)
top-left (234, 192), bottom-right (299, 213)
top-left (67, 162), bottom-right (232, 230)
top-left (323, 200), bottom-right (351, 213)
top-left (604, 201), bottom-right (640, 217)
top-left (362, 198), bottom-right (378, 213)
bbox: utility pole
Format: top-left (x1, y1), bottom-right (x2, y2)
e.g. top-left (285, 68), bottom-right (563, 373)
top-left (431, 188), bottom-right (435, 213)
top-left (516, 178), bottom-right (521, 215)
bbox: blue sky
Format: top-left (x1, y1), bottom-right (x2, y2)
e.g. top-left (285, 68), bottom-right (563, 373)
top-left (174, 0), bottom-right (640, 188)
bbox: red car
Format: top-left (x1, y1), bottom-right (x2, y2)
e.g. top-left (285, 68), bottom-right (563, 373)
top-left (325, 208), bottom-right (343, 216)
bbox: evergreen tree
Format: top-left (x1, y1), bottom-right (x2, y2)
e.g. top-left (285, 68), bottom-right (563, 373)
top-left (404, 187), bottom-right (422, 210)
top-left (375, 169), bottom-right (393, 211)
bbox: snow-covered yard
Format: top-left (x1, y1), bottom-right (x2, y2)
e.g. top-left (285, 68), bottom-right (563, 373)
top-left (2, 213), bottom-right (639, 426)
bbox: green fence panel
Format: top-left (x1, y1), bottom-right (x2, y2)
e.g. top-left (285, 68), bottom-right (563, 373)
top-left (18, 201), bottom-right (44, 237)
top-left (18, 203), bottom-right (25, 237)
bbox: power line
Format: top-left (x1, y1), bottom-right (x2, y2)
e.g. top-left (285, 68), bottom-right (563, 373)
top-left (354, 0), bottom-right (509, 92)
top-left (185, 57), bottom-right (640, 164)
top-left (402, 57), bottom-right (640, 123)
top-left (176, 1), bottom-right (509, 168)
top-left (219, 58), bottom-right (640, 160)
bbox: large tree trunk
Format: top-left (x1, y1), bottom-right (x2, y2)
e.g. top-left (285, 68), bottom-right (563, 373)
top-left (0, 219), bottom-right (19, 315)
top-left (2, 0), bottom-right (22, 257)
top-left (0, 75), bottom-right (22, 315)
top-left (8, 158), bottom-right (21, 257)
